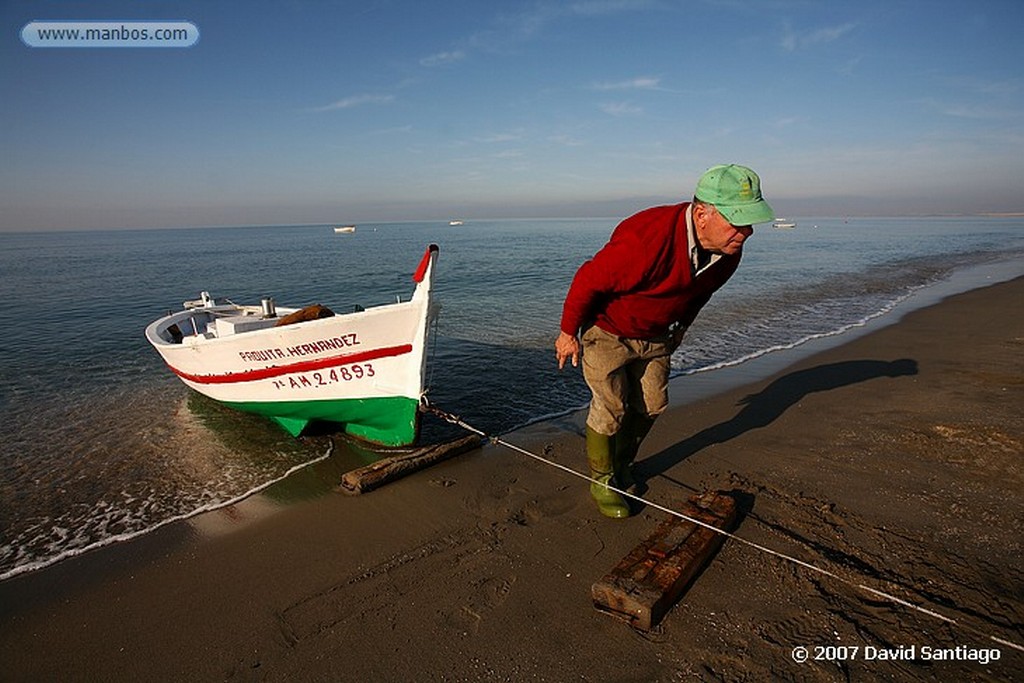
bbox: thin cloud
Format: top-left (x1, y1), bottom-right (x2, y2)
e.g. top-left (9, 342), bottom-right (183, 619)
top-left (548, 134), bottom-right (586, 147)
top-left (944, 75), bottom-right (1020, 96)
top-left (838, 55), bottom-right (863, 76)
top-left (420, 50), bottom-right (466, 67)
top-left (570, 0), bottom-right (657, 16)
top-left (773, 116), bottom-right (804, 128)
top-left (781, 21), bottom-right (857, 51)
top-left (474, 132), bottom-right (524, 143)
top-left (922, 99), bottom-right (1018, 120)
top-left (310, 94), bottom-right (395, 112)
top-left (600, 101), bottom-right (642, 116)
top-left (469, 1), bottom-right (655, 53)
top-left (370, 125), bottom-right (414, 136)
top-left (590, 76), bottom-right (664, 91)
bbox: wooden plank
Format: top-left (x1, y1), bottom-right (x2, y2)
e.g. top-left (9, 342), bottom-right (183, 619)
top-left (591, 490), bottom-right (739, 631)
top-left (337, 435), bottom-right (483, 494)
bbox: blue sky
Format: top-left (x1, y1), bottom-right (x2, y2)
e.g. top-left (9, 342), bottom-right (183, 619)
top-left (2, 0), bottom-right (1022, 230)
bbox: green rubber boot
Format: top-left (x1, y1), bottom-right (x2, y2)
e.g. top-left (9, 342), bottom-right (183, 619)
top-left (587, 427), bottom-right (630, 519)
top-left (614, 412), bottom-right (655, 491)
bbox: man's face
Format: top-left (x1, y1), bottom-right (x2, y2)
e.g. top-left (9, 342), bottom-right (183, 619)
top-left (694, 203), bottom-right (753, 255)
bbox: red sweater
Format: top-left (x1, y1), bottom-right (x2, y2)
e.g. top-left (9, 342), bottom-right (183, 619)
top-left (559, 203), bottom-right (741, 339)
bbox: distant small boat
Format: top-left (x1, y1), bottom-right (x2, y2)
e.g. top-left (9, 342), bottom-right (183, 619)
top-left (773, 220), bottom-right (796, 229)
top-left (334, 225), bottom-right (356, 233)
top-left (145, 246), bottom-right (440, 446)
top-left (448, 220), bottom-right (464, 226)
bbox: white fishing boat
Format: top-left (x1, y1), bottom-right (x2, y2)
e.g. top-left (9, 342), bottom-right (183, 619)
top-left (448, 220), bottom-right (464, 226)
top-left (334, 225), bottom-right (356, 233)
top-left (145, 245), bottom-right (440, 446)
top-left (773, 219), bottom-right (796, 229)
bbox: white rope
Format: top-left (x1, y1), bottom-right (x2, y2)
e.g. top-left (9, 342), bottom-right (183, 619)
top-left (421, 401), bottom-right (1024, 653)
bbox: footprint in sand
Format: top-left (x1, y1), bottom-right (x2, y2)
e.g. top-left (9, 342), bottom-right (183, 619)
top-left (448, 574), bottom-right (518, 634)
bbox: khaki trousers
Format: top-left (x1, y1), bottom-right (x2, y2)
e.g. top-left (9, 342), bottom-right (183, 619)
top-left (580, 325), bottom-right (674, 436)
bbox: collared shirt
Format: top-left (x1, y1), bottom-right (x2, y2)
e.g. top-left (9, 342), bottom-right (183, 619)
top-left (685, 203), bottom-right (722, 277)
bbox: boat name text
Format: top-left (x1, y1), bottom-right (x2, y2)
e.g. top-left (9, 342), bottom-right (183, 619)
top-left (238, 334), bottom-right (360, 363)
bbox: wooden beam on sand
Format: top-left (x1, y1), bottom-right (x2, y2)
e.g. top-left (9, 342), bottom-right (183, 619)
top-left (592, 490), bottom-right (739, 631)
top-left (337, 435), bottom-right (483, 494)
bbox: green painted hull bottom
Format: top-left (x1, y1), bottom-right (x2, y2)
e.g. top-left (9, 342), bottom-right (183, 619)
top-left (223, 395), bottom-right (421, 446)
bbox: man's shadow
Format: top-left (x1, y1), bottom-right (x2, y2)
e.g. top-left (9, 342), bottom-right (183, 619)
top-left (637, 358), bottom-right (918, 480)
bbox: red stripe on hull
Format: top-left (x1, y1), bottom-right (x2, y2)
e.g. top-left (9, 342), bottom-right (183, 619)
top-left (169, 344), bottom-right (414, 385)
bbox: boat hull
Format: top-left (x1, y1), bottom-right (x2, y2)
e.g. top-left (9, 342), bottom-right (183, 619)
top-left (226, 395), bottom-right (420, 445)
top-left (145, 246), bottom-right (439, 445)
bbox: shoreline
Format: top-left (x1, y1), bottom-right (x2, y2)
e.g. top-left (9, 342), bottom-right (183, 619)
top-left (505, 256), bottom-right (1024, 451)
top-left (4, 257), bottom-right (1013, 587)
top-left (2, 276), bottom-right (1022, 681)
top-left (5, 259), bottom-right (1016, 586)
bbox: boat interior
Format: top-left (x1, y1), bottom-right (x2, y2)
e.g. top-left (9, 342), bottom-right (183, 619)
top-left (149, 293), bottom-right (372, 346)
top-left (154, 306), bottom-right (286, 345)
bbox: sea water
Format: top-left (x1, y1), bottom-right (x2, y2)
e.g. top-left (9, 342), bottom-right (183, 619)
top-left (1, 216), bottom-right (1022, 579)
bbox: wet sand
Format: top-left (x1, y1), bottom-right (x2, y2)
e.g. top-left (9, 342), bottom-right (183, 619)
top-left (1, 278), bottom-right (1022, 682)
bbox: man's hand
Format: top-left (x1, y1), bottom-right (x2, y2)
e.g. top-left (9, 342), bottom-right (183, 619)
top-left (555, 331), bottom-right (581, 369)
top-left (670, 323), bottom-right (687, 350)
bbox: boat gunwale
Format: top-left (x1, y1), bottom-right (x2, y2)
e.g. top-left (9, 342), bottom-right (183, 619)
top-left (144, 298), bottom-right (423, 349)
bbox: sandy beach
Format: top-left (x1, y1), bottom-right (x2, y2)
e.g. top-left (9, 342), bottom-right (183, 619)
top-left (1, 277), bottom-right (1021, 682)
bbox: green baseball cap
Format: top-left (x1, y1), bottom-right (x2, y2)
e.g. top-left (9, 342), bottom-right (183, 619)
top-left (694, 164), bottom-right (775, 226)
